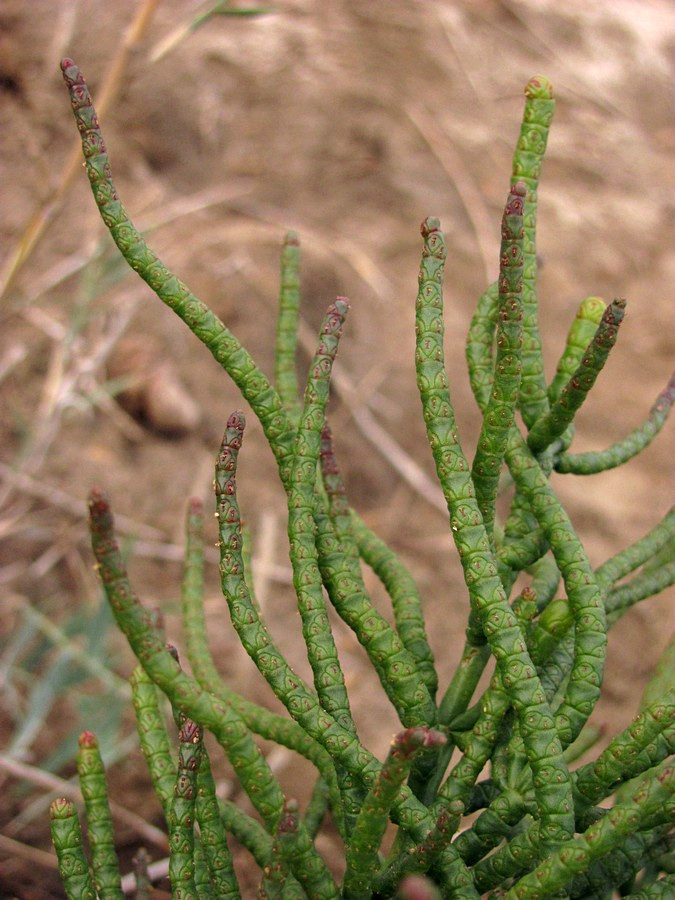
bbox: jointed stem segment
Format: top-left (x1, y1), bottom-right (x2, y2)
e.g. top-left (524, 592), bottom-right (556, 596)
top-left (511, 75), bottom-right (555, 429)
top-left (76, 732), bottom-right (123, 899)
top-left (471, 183), bottom-right (525, 544)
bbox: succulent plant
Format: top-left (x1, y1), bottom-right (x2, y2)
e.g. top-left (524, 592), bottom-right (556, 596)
top-left (50, 57), bottom-right (673, 899)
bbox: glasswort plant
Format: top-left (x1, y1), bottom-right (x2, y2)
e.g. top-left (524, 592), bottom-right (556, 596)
top-left (49, 58), bottom-right (674, 898)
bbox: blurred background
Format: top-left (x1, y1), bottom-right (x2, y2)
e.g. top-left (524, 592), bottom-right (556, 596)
top-left (1, 0), bottom-right (673, 895)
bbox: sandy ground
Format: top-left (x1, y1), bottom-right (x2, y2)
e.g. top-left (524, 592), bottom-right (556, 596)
top-left (0, 1), bottom-right (673, 896)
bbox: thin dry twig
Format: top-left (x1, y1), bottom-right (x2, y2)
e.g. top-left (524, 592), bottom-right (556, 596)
top-left (0, 0), bottom-right (161, 300)
top-left (0, 298), bottom-right (139, 507)
top-left (0, 462), bottom-right (165, 541)
top-left (404, 103), bottom-right (496, 285)
top-left (0, 753), bottom-right (168, 851)
top-left (0, 832), bottom-right (57, 871)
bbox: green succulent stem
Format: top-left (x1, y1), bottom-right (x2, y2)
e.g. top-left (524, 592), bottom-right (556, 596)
top-left (211, 415), bottom-right (441, 841)
top-left (167, 718), bottom-right (203, 899)
top-left (61, 57), bottom-right (296, 484)
top-left (275, 230), bottom-right (303, 425)
top-left (343, 728), bottom-right (446, 898)
top-left (350, 508), bottom-right (438, 700)
top-left (89, 488), bottom-right (288, 831)
top-left (511, 75), bottom-right (555, 429)
top-left (548, 296), bottom-right (606, 403)
top-left (471, 183), bottom-right (525, 544)
top-left (415, 215), bottom-right (574, 850)
top-left (49, 798), bottom-right (96, 900)
top-left (75, 731), bottom-right (123, 899)
top-left (527, 298), bottom-right (627, 454)
top-left (505, 430), bottom-right (606, 747)
top-left (507, 759), bottom-right (674, 899)
top-left (555, 373), bottom-right (674, 474)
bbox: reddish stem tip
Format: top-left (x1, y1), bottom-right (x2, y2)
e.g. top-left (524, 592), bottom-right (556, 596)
top-left (525, 74), bottom-right (554, 100)
top-left (333, 296), bottom-right (350, 316)
top-left (78, 730), bottom-right (98, 749)
top-left (420, 216), bottom-right (441, 237)
top-left (188, 497), bottom-right (204, 516)
top-left (226, 409), bottom-right (246, 431)
top-left (49, 797), bottom-right (74, 819)
top-left (88, 486), bottom-right (110, 514)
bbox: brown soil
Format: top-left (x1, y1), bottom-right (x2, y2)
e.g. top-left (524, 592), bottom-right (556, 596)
top-left (0, 1), bottom-right (673, 897)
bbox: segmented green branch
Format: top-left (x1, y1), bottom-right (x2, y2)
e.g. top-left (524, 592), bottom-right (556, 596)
top-left (566, 826), bottom-right (673, 899)
top-left (595, 506), bottom-right (675, 588)
top-left (319, 423), bottom-right (358, 555)
top-left (342, 728), bottom-right (446, 898)
top-left (471, 820), bottom-right (540, 893)
top-left (511, 75), bottom-right (555, 428)
top-left (350, 508), bottom-right (438, 698)
top-left (275, 799), bottom-right (339, 899)
top-left (49, 798), bottom-right (96, 900)
top-left (192, 738), bottom-right (239, 896)
top-left (61, 58), bottom-right (296, 482)
top-left (527, 552), bottom-right (561, 611)
top-left (466, 281), bottom-right (499, 410)
top-left (438, 643), bottom-right (491, 729)
top-left (285, 299), bottom-right (355, 731)
top-left (275, 230), bottom-right (302, 425)
top-left (320, 426), bottom-right (439, 717)
top-left (505, 431), bottom-right (606, 747)
top-left (548, 296), bottom-right (606, 402)
top-left (530, 507), bottom-right (675, 660)
top-left (315, 491), bottom-right (439, 733)
top-left (257, 828), bottom-right (288, 898)
top-left (453, 787), bottom-right (531, 866)
top-left (303, 776), bottom-right (331, 839)
top-left (211, 414), bottom-right (440, 840)
top-left (130, 664), bottom-right (177, 818)
top-left (168, 718), bottom-right (203, 899)
top-left (471, 183), bottom-right (525, 542)
top-left (415, 215), bottom-right (574, 849)
top-left (574, 691), bottom-right (675, 809)
top-left (464, 276), bottom-right (551, 587)
top-left (555, 372), bottom-right (674, 474)
top-left (527, 298), bottom-right (627, 454)
top-left (89, 488), bottom-right (287, 831)
top-left (606, 561), bottom-right (675, 623)
top-left (507, 758), bottom-right (674, 900)
top-left (372, 668), bottom-right (516, 892)
top-left (76, 731), bottom-right (123, 899)
top-left (220, 799), bottom-right (273, 869)
top-left (180, 496), bottom-right (339, 793)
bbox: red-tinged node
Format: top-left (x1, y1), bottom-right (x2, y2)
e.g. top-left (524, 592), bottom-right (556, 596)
top-left (78, 731), bottom-right (98, 749)
top-left (525, 75), bottom-right (554, 100)
top-left (188, 497), bottom-right (203, 516)
top-left (49, 797), bottom-right (73, 819)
